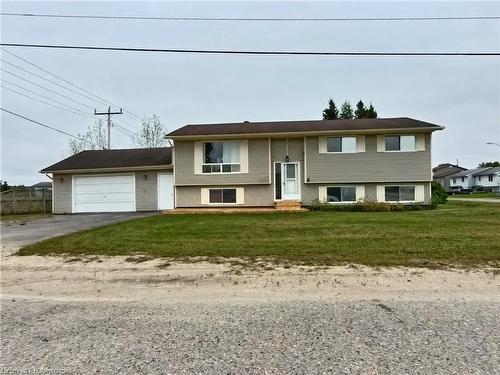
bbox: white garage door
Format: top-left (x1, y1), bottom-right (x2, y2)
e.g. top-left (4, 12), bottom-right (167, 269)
top-left (73, 175), bottom-right (135, 213)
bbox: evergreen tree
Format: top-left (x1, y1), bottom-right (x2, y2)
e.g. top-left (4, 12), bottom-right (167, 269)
top-left (322, 99), bottom-right (339, 120)
top-left (365, 103), bottom-right (378, 118)
top-left (478, 161), bottom-right (500, 168)
top-left (354, 100), bottom-right (367, 119)
top-left (339, 101), bottom-right (354, 119)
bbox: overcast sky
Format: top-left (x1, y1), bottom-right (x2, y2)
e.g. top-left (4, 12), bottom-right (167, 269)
top-left (1, 1), bottom-right (499, 185)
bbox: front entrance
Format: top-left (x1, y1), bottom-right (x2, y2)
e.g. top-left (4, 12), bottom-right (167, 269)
top-left (274, 162), bottom-right (300, 201)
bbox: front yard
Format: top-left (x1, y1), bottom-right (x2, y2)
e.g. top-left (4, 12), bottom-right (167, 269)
top-left (18, 201), bottom-right (500, 268)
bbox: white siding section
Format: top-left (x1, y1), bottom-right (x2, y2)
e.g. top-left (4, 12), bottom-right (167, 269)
top-left (240, 140), bottom-right (249, 173)
top-left (318, 137), bottom-right (327, 153)
top-left (376, 135), bottom-right (385, 152)
top-left (356, 185), bottom-right (366, 201)
top-left (416, 134), bottom-right (426, 151)
top-left (415, 184), bottom-right (425, 202)
top-left (356, 135), bottom-right (366, 153)
top-left (376, 185), bottom-right (385, 202)
top-left (200, 188), bottom-right (209, 204)
top-left (194, 141), bottom-right (203, 174)
top-left (236, 187), bottom-right (245, 204)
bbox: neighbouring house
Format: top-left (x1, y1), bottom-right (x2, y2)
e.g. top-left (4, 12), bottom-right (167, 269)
top-left (433, 163), bottom-right (467, 191)
top-left (447, 168), bottom-right (491, 190)
top-left (469, 167), bottom-right (500, 191)
top-left (41, 117), bottom-right (444, 213)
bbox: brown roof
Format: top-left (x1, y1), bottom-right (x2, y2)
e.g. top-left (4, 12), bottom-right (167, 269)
top-left (167, 117), bottom-right (444, 137)
top-left (41, 147), bottom-right (172, 173)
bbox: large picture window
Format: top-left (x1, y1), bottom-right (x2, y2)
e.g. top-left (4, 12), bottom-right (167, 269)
top-left (327, 186), bottom-right (357, 203)
top-left (209, 189), bottom-right (237, 204)
top-left (385, 186), bottom-right (415, 202)
top-left (385, 135), bottom-right (415, 151)
top-left (326, 136), bottom-right (356, 153)
top-left (203, 141), bottom-right (240, 173)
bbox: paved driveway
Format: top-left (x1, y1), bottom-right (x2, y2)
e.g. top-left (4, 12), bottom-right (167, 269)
top-left (1, 212), bottom-right (157, 253)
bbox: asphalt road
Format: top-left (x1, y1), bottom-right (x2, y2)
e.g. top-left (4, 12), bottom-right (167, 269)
top-left (1, 298), bottom-right (498, 374)
top-left (1, 212), bottom-right (156, 252)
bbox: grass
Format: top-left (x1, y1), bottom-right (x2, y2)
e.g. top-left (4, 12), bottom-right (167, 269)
top-left (18, 201), bottom-right (500, 268)
top-left (450, 192), bottom-right (499, 199)
top-left (0, 213), bottom-right (51, 222)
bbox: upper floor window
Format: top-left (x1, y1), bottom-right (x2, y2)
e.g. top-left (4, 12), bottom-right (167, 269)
top-left (478, 176), bottom-right (482, 182)
top-left (488, 175), bottom-right (494, 182)
top-left (326, 136), bottom-right (356, 153)
top-left (203, 141), bottom-right (240, 173)
top-left (385, 135), bottom-right (415, 152)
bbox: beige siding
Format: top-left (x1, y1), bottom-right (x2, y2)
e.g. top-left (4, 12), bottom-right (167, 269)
top-left (176, 185), bottom-right (275, 207)
top-left (135, 171), bottom-right (169, 211)
top-left (53, 174), bottom-right (72, 213)
top-left (174, 139), bottom-right (271, 186)
top-left (305, 133), bottom-right (432, 183)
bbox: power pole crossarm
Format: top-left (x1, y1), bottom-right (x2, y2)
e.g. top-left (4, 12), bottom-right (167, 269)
top-left (94, 106), bottom-right (123, 149)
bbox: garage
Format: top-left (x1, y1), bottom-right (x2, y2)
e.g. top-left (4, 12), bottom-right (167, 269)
top-left (73, 174), bottom-right (136, 213)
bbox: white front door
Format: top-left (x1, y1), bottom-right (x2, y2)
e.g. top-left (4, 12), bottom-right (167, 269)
top-left (157, 173), bottom-right (174, 210)
top-left (282, 162), bottom-right (300, 200)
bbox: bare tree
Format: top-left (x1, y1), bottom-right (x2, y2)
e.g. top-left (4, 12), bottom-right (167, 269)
top-left (68, 119), bottom-right (108, 155)
top-left (133, 115), bottom-right (169, 148)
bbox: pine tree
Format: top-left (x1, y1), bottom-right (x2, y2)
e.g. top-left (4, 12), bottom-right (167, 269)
top-left (339, 101), bottom-right (354, 119)
top-left (322, 99), bottom-right (339, 120)
top-left (365, 103), bottom-right (378, 118)
top-left (354, 100), bottom-right (367, 119)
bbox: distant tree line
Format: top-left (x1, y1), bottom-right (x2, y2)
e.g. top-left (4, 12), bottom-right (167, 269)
top-left (478, 161), bottom-right (500, 168)
top-left (322, 99), bottom-right (378, 120)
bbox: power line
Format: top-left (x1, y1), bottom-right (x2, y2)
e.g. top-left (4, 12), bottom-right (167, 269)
top-left (1, 79), bottom-right (93, 115)
top-left (1, 85), bottom-right (93, 118)
top-left (1, 107), bottom-right (78, 137)
top-left (1, 68), bottom-right (95, 109)
top-left (0, 57), bottom-right (112, 107)
top-left (0, 48), bottom-right (143, 121)
top-left (1, 13), bottom-right (499, 22)
top-left (1, 43), bottom-right (498, 56)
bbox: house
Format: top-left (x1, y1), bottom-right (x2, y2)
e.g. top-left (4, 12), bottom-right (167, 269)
top-left (41, 117), bottom-right (444, 213)
top-left (433, 163), bottom-right (467, 191)
top-left (471, 167), bottom-right (500, 191)
top-left (448, 168), bottom-right (490, 190)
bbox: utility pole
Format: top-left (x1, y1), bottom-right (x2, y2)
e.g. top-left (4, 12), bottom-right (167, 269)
top-left (94, 106), bottom-right (123, 149)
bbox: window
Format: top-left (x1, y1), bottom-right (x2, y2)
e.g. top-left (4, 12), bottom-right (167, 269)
top-left (203, 141), bottom-right (240, 173)
top-left (453, 178), bottom-right (456, 184)
top-left (385, 135), bottom-right (415, 151)
top-left (209, 189), bottom-right (237, 204)
top-left (461, 177), bottom-right (465, 182)
top-left (488, 175), bottom-right (494, 182)
top-left (327, 186), bottom-right (357, 203)
top-left (326, 137), bottom-right (356, 153)
top-left (385, 186), bottom-right (415, 202)
top-left (478, 176), bottom-right (482, 182)
top-left (275, 162), bottom-right (282, 200)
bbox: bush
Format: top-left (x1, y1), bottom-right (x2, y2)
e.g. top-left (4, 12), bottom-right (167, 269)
top-left (431, 181), bottom-right (448, 205)
top-left (307, 199), bottom-right (434, 212)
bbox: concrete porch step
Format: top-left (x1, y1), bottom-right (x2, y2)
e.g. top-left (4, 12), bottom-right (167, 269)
top-left (274, 200), bottom-right (305, 211)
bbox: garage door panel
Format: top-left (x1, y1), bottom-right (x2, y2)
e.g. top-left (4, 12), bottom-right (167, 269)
top-left (73, 175), bottom-right (135, 213)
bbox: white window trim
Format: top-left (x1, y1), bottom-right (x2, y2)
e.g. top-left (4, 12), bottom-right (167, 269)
top-left (201, 187), bottom-right (244, 205)
top-left (201, 163), bottom-right (242, 175)
top-left (319, 185), bottom-right (363, 204)
top-left (320, 136), bottom-right (361, 154)
top-left (382, 185), bottom-right (421, 203)
top-left (196, 140), bottom-right (248, 175)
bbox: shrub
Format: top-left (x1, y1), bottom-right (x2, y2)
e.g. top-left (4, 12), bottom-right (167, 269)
top-left (308, 199), bottom-right (434, 212)
top-left (431, 181), bottom-right (448, 205)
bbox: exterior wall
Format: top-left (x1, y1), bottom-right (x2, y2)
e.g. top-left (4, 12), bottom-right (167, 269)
top-left (52, 169), bottom-right (171, 213)
top-left (174, 139), bottom-right (270, 186)
top-left (450, 176), bottom-right (471, 189)
top-left (474, 174), bottom-right (500, 190)
top-left (176, 185), bottom-right (274, 207)
top-left (305, 133), bottom-right (432, 183)
top-left (52, 174), bottom-right (72, 213)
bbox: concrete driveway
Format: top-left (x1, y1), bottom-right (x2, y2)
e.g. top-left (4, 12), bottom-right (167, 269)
top-left (1, 212), bottom-right (157, 253)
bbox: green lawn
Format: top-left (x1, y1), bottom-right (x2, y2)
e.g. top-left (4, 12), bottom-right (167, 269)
top-left (451, 192), bottom-right (500, 199)
top-left (0, 213), bottom-right (51, 222)
top-left (18, 201), bottom-right (500, 268)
